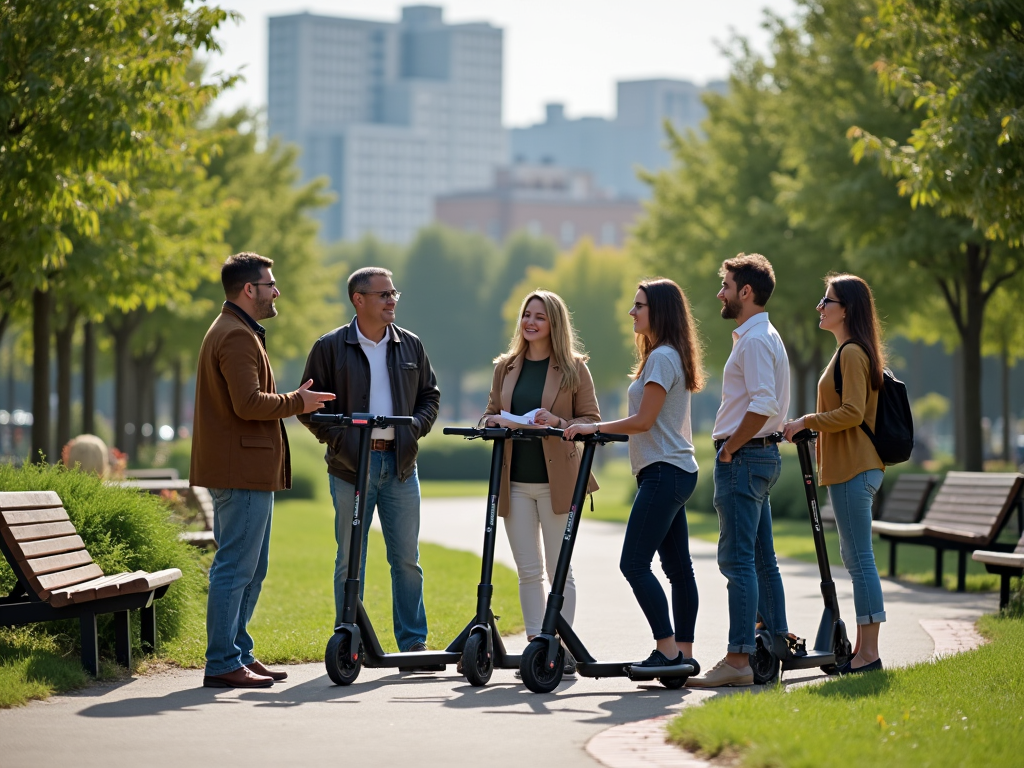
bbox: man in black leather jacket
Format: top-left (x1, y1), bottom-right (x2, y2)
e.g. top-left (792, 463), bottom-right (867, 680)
top-left (298, 267), bottom-right (440, 652)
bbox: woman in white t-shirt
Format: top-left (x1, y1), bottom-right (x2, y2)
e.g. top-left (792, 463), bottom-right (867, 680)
top-left (565, 278), bottom-right (706, 672)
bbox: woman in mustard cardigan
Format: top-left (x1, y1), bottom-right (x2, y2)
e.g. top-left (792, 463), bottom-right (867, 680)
top-left (481, 290), bottom-right (600, 674)
top-left (783, 274), bottom-right (886, 674)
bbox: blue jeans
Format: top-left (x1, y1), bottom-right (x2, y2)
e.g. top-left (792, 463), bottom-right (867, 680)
top-left (328, 451), bottom-right (427, 651)
top-left (205, 488), bottom-right (274, 675)
top-left (713, 444), bottom-right (788, 654)
top-left (828, 469), bottom-right (886, 625)
top-left (620, 463), bottom-right (699, 642)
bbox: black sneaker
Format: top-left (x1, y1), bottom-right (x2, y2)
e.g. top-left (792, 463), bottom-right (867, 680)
top-left (636, 649), bottom-right (683, 668)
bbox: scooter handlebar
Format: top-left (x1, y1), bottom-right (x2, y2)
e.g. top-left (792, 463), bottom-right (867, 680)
top-left (789, 428), bottom-right (817, 444)
top-left (309, 413), bottom-right (415, 427)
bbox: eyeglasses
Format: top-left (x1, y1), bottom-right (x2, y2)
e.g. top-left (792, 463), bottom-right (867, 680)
top-left (250, 281), bottom-right (276, 289)
top-left (817, 296), bottom-right (843, 308)
top-left (358, 290), bottom-right (401, 301)
top-left (632, 302), bottom-right (648, 311)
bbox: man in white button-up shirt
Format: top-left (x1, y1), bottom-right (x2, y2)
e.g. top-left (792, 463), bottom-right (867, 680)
top-left (689, 253), bottom-right (795, 689)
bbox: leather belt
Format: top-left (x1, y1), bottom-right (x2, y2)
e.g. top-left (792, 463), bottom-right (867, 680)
top-left (714, 433), bottom-right (783, 452)
top-left (370, 439), bottom-right (395, 451)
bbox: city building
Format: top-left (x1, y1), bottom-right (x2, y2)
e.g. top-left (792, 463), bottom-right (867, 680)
top-left (435, 163), bottom-right (642, 248)
top-left (509, 79), bottom-right (727, 200)
top-left (268, 5), bottom-right (505, 243)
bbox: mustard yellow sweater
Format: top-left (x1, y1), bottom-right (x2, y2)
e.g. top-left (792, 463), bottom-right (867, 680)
top-left (804, 343), bottom-right (885, 486)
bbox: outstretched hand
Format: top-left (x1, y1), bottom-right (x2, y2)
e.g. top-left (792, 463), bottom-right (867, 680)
top-left (296, 379), bottom-right (336, 414)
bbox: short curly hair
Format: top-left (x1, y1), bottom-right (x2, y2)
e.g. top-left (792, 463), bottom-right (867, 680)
top-left (719, 253), bottom-right (775, 306)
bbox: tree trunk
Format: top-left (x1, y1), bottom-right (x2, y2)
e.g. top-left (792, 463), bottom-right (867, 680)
top-left (107, 311), bottom-right (142, 458)
top-left (958, 243), bottom-right (986, 471)
top-left (55, 312), bottom-right (77, 454)
top-left (951, 347), bottom-right (965, 467)
top-left (0, 311), bottom-right (9, 352)
top-left (1002, 342), bottom-right (1012, 463)
top-left (82, 322), bottom-right (95, 435)
top-left (31, 289), bottom-right (51, 463)
top-left (172, 356), bottom-right (183, 439)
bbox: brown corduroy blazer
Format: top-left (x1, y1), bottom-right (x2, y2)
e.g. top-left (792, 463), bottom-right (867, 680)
top-left (190, 304), bottom-right (304, 491)
top-left (482, 354), bottom-right (600, 517)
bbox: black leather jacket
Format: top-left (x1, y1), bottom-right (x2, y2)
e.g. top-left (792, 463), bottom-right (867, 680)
top-left (297, 319), bottom-right (440, 483)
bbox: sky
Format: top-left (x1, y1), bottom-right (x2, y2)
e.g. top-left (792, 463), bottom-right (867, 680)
top-left (206, 0), bottom-right (799, 127)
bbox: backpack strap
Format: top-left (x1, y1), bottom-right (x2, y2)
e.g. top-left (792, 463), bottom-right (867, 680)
top-left (832, 340), bottom-right (861, 396)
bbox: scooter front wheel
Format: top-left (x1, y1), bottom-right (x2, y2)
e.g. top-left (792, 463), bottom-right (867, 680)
top-left (325, 630), bottom-right (362, 686)
top-left (462, 631), bottom-right (493, 687)
top-left (750, 632), bottom-right (780, 685)
top-left (520, 639), bottom-right (564, 693)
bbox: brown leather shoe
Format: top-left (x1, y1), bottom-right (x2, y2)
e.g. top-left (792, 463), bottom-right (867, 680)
top-left (246, 659), bottom-right (288, 681)
top-left (203, 666), bottom-right (274, 688)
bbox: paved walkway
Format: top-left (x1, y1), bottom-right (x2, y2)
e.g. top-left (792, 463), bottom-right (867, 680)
top-left (0, 497), bottom-right (996, 767)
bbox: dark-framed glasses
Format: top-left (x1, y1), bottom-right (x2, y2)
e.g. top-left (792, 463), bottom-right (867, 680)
top-left (632, 301), bottom-right (648, 311)
top-left (250, 281), bottom-right (276, 289)
top-left (359, 289), bottom-right (402, 301)
top-left (817, 296), bottom-right (843, 308)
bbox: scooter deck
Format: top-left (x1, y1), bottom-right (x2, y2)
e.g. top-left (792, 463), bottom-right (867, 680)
top-left (364, 650), bottom-right (461, 670)
top-left (574, 661), bottom-right (695, 680)
top-left (780, 650), bottom-right (834, 671)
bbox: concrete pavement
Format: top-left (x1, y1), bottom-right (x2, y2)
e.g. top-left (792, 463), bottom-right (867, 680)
top-left (0, 496), bottom-right (996, 767)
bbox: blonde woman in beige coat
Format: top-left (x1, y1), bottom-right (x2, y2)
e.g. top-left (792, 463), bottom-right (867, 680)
top-left (482, 290), bottom-right (600, 674)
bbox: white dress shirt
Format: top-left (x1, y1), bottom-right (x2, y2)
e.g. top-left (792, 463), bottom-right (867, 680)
top-left (712, 312), bottom-right (790, 440)
top-left (355, 320), bottom-right (395, 440)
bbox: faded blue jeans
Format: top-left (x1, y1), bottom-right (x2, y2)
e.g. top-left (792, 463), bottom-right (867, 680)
top-left (828, 469), bottom-right (886, 624)
top-left (713, 444), bottom-right (789, 654)
top-left (205, 488), bottom-right (274, 676)
top-left (329, 451), bottom-right (427, 651)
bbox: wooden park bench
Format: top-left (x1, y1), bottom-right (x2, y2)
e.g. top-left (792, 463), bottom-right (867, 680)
top-left (820, 473), bottom-right (937, 536)
top-left (972, 529), bottom-right (1024, 609)
top-left (872, 472), bottom-right (1024, 592)
top-left (115, 478), bottom-right (217, 549)
top-left (0, 491), bottom-right (182, 675)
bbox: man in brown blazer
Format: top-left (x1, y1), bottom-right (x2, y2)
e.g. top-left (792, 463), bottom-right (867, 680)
top-left (191, 252), bottom-right (334, 688)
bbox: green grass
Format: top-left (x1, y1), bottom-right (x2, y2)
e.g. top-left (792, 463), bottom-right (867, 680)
top-left (667, 615), bottom-right (1024, 767)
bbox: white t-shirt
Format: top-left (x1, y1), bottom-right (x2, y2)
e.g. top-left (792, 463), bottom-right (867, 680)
top-left (355, 320), bottom-right (395, 440)
top-left (627, 345), bottom-right (698, 475)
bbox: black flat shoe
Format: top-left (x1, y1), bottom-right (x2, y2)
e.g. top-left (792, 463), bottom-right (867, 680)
top-left (838, 657), bottom-right (883, 675)
top-left (636, 649), bottom-right (683, 668)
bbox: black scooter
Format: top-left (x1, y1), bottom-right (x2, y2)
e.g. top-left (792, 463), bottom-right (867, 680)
top-left (519, 430), bottom-right (696, 693)
top-left (441, 424), bottom-right (565, 686)
top-left (311, 412), bottom-right (461, 685)
top-left (749, 429), bottom-right (852, 684)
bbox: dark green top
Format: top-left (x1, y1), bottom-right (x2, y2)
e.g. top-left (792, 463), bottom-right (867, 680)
top-left (510, 357), bottom-right (550, 483)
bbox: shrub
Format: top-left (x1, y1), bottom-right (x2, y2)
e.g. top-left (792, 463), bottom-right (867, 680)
top-left (0, 462), bottom-right (206, 659)
top-left (416, 429), bottom-right (493, 480)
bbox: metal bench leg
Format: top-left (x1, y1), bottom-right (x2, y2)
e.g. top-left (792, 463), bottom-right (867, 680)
top-left (1000, 574), bottom-right (1011, 609)
top-left (80, 614), bottom-right (99, 676)
top-left (114, 610), bottom-right (131, 668)
top-left (934, 547), bottom-right (944, 587)
top-left (956, 551), bottom-right (967, 593)
top-left (889, 541), bottom-right (898, 577)
top-left (141, 603), bottom-right (157, 653)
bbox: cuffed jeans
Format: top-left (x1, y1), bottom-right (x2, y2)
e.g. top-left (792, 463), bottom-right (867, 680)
top-left (205, 488), bottom-right (274, 675)
top-left (713, 444), bottom-right (788, 654)
top-left (328, 451), bottom-right (427, 651)
top-left (621, 462), bottom-right (700, 642)
top-left (828, 469), bottom-right (886, 624)
top-left (504, 482), bottom-right (575, 637)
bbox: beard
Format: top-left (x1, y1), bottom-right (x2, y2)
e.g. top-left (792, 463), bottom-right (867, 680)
top-left (253, 294), bottom-right (278, 320)
top-left (720, 296), bottom-right (742, 319)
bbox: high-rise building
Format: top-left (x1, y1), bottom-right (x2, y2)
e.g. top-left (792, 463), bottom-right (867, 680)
top-left (509, 79), bottom-right (726, 200)
top-left (268, 6), bottom-right (505, 243)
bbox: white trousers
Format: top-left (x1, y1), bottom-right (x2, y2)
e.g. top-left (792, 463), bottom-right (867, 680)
top-left (504, 481), bottom-right (576, 637)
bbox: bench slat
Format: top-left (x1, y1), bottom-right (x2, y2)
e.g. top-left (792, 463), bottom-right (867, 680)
top-left (110, 568), bottom-right (182, 598)
top-left (62, 572), bottom-right (143, 605)
top-left (4, 521), bottom-right (78, 543)
top-left (1, 506), bottom-right (70, 526)
top-left (0, 490), bottom-right (62, 510)
top-left (23, 549), bottom-right (94, 576)
top-left (17, 535), bottom-right (86, 559)
top-left (48, 575), bottom-right (116, 608)
top-left (34, 563), bottom-right (105, 596)
top-left (95, 571), bottom-right (151, 600)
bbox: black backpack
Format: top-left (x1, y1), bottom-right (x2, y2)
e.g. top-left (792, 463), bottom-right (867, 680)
top-left (834, 341), bottom-right (914, 465)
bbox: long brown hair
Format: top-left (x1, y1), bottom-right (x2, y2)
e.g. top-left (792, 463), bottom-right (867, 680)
top-left (827, 273), bottom-right (885, 390)
top-left (495, 290), bottom-right (588, 391)
top-left (631, 278), bottom-right (706, 392)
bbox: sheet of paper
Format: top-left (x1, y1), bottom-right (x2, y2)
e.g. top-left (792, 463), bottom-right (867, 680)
top-left (500, 408), bottom-right (541, 425)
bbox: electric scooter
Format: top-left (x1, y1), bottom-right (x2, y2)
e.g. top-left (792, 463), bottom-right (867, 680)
top-left (749, 428), bottom-right (853, 684)
top-left (519, 430), bottom-right (696, 693)
top-left (441, 424), bottom-right (565, 686)
top-left (311, 412), bottom-right (462, 685)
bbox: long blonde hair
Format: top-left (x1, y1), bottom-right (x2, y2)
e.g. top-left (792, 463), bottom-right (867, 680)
top-left (495, 290), bottom-right (588, 392)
